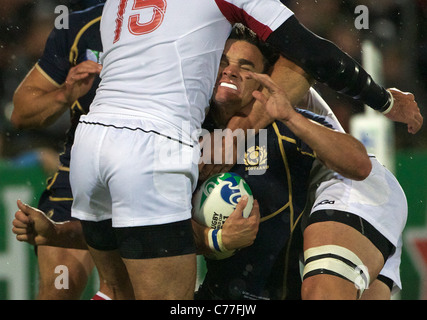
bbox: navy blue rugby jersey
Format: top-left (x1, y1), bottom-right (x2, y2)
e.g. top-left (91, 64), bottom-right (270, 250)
top-left (198, 109), bottom-right (334, 300)
top-left (37, 3), bottom-right (103, 168)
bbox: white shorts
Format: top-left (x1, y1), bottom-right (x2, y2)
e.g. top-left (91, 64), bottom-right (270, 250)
top-left (70, 113), bottom-right (200, 228)
top-left (310, 157), bottom-right (408, 291)
top-left (379, 236), bottom-right (403, 294)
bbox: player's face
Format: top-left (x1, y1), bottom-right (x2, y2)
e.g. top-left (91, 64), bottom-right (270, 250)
top-left (213, 40), bottom-right (265, 110)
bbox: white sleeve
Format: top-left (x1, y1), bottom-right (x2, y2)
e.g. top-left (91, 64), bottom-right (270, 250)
top-left (302, 88), bottom-right (346, 133)
top-left (216, 0), bottom-right (294, 41)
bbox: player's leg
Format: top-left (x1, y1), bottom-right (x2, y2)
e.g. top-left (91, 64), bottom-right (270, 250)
top-left (36, 224), bottom-right (115, 300)
top-left (83, 219), bottom-right (197, 300)
top-left (360, 278), bottom-right (391, 300)
top-left (361, 239), bottom-right (402, 300)
top-left (36, 186), bottom-right (96, 300)
top-left (36, 246), bottom-right (94, 300)
top-left (81, 219), bottom-right (134, 299)
top-left (302, 159), bottom-right (406, 300)
top-left (301, 213), bottom-right (393, 300)
top-left (123, 254), bottom-right (197, 300)
top-left (86, 247), bottom-right (134, 300)
top-left (116, 220), bottom-right (197, 299)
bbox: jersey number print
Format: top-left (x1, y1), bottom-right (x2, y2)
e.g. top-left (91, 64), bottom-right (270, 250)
top-left (114, 0), bottom-right (167, 43)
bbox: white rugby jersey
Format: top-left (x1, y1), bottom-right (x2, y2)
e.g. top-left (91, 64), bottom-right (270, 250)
top-left (90, 0), bottom-right (293, 142)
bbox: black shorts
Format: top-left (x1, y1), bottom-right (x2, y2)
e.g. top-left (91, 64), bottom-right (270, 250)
top-left (307, 209), bottom-right (394, 261)
top-left (81, 218), bottom-right (196, 259)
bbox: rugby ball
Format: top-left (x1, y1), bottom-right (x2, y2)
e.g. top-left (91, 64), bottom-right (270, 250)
top-left (192, 172), bottom-right (254, 259)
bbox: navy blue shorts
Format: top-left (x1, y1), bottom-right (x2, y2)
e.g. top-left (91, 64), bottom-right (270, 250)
top-left (37, 168), bottom-right (76, 223)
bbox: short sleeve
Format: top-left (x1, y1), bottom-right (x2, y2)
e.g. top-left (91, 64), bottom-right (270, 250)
top-left (37, 27), bottom-right (71, 86)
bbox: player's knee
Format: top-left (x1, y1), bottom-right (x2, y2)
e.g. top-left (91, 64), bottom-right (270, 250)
top-left (301, 275), bottom-right (333, 300)
top-left (97, 271), bottom-right (135, 300)
top-left (37, 255), bottom-right (93, 299)
top-left (301, 273), bottom-right (360, 300)
top-left (38, 270), bottom-right (89, 300)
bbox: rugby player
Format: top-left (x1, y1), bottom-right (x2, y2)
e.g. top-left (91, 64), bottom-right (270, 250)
top-left (11, 0), bottom-right (112, 300)
top-left (195, 25), bottom-right (407, 300)
top-left (69, 0), bottom-right (420, 299)
top-left (194, 25), bottom-right (370, 299)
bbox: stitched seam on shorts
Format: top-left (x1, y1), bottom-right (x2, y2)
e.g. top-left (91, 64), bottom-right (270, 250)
top-left (79, 120), bottom-right (194, 148)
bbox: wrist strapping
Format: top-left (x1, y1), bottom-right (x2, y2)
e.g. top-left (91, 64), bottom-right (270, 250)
top-left (381, 91), bottom-right (394, 115)
top-left (208, 229), bottom-right (228, 253)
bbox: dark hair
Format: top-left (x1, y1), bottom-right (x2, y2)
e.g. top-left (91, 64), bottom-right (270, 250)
top-left (228, 23), bottom-right (280, 73)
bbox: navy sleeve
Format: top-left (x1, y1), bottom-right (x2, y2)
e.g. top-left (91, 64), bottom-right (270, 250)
top-left (37, 26), bottom-right (71, 86)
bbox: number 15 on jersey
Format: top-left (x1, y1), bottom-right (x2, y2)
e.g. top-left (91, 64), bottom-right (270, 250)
top-left (114, 0), bottom-right (168, 43)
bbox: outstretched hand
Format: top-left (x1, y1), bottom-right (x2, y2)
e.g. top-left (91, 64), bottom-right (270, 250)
top-left (12, 200), bottom-right (56, 246)
top-left (386, 88), bottom-right (423, 134)
top-left (246, 72), bottom-right (296, 122)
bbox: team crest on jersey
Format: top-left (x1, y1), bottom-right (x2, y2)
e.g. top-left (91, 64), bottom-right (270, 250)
top-left (244, 145), bottom-right (269, 173)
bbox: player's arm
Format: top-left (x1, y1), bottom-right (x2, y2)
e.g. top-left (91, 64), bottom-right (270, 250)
top-left (11, 61), bottom-right (101, 129)
top-left (293, 116), bottom-right (371, 181)
top-left (249, 72), bottom-right (372, 181)
top-left (12, 200), bottom-right (88, 250)
top-left (192, 197), bottom-right (260, 254)
top-left (267, 16), bottom-right (422, 134)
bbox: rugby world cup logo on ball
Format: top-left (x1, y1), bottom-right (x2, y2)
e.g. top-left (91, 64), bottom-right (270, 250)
top-left (192, 172), bottom-right (254, 229)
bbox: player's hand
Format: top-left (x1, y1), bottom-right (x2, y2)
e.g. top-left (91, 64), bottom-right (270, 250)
top-left (386, 88), bottom-right (423, 134)
top-left (12, 200), bottom-right (56, 246)
top-left (62, 60), bottom-right (102, 104)
top-left (246, 72), bottom-right (296, 122)
top-left (221, 196), bottom-right (260, 251)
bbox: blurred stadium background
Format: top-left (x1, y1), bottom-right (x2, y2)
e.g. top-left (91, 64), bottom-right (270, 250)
top-left (0, 0), bottom-right (427, 299)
